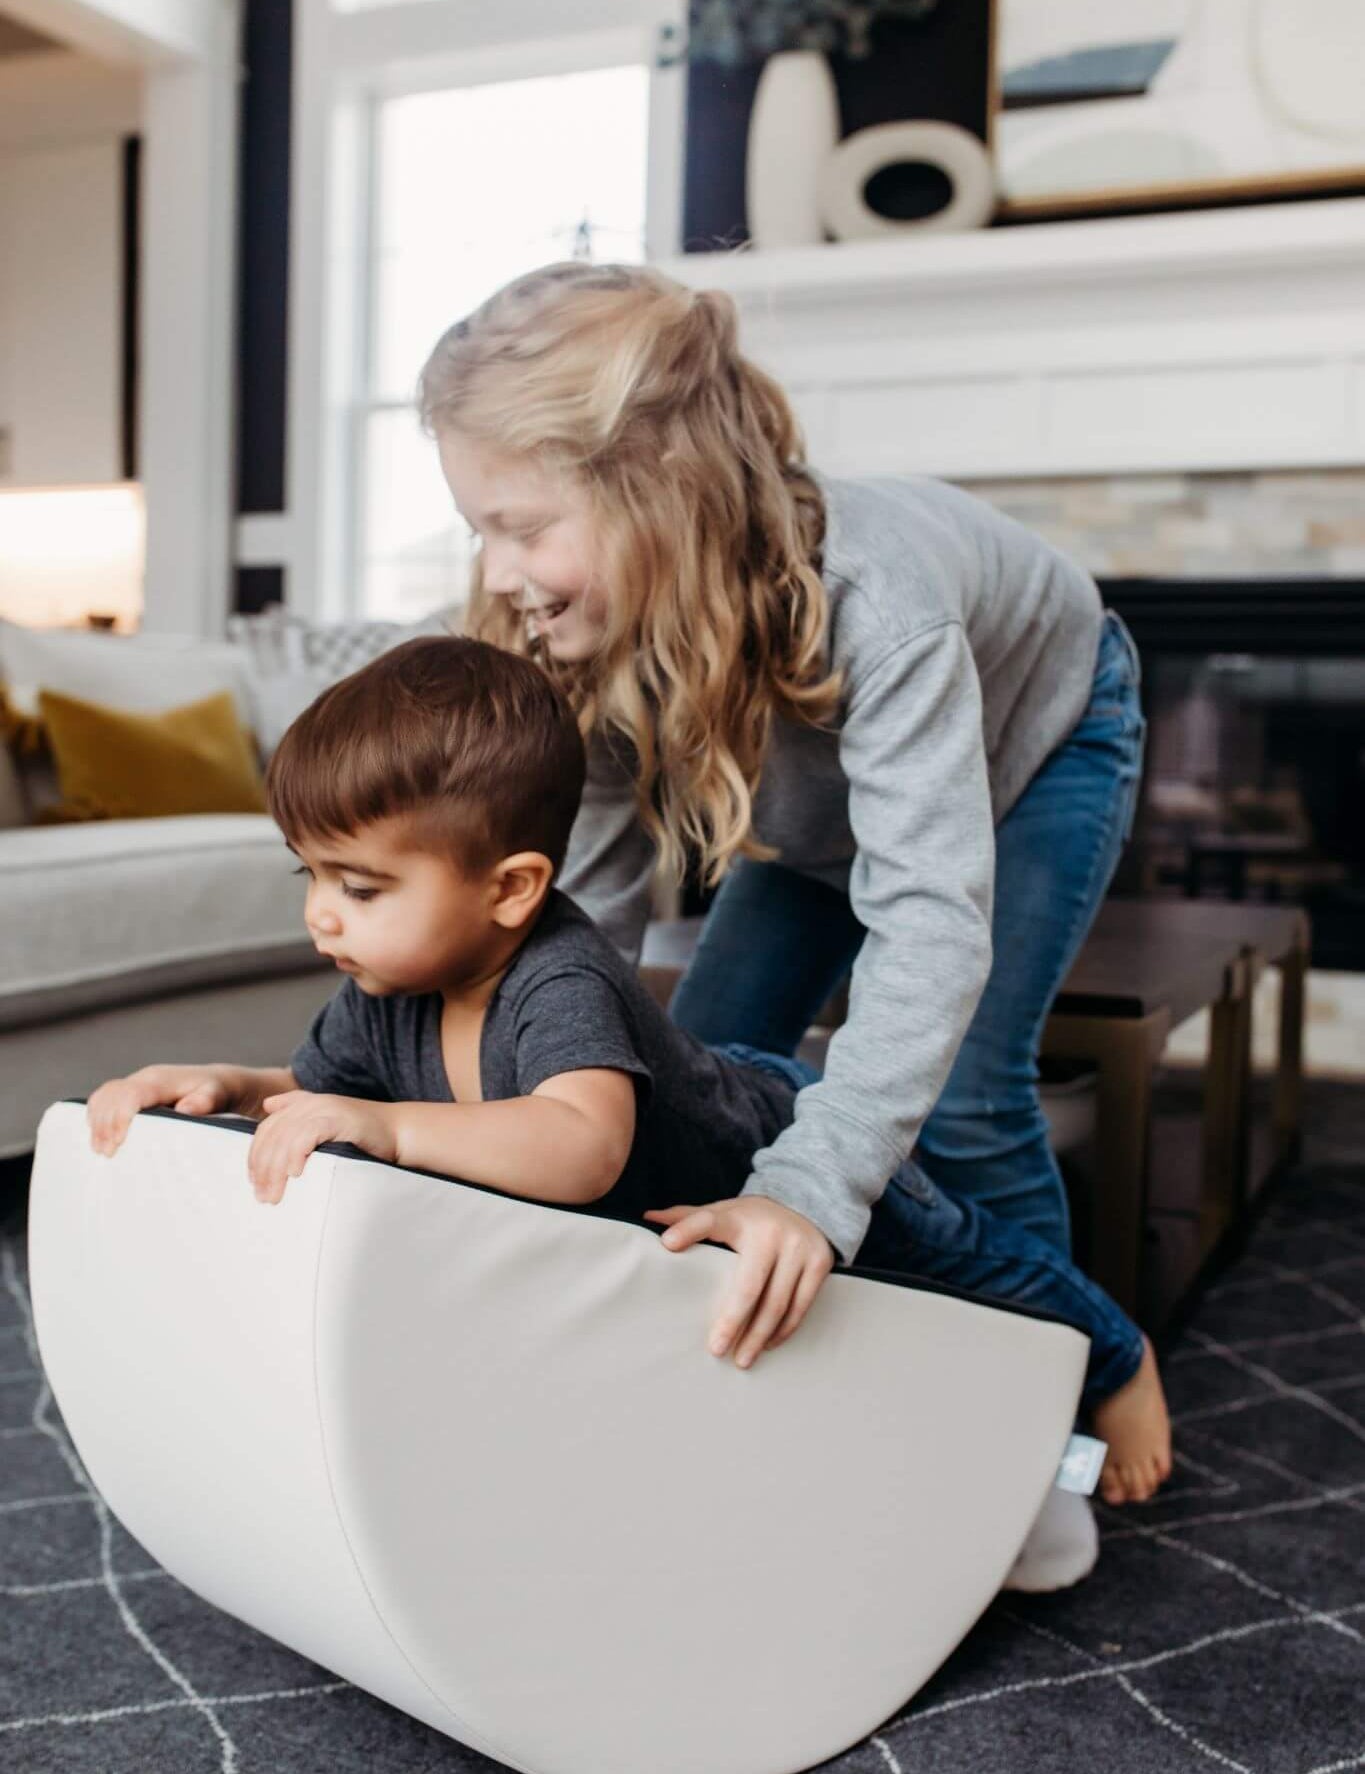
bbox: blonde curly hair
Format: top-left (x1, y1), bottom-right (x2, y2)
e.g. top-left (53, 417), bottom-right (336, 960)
top-left (417, 261), bottom-right (841, 889)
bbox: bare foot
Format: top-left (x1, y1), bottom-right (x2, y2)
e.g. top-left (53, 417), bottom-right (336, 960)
top-left (1092, 1337), bottom-right (1173, 1505)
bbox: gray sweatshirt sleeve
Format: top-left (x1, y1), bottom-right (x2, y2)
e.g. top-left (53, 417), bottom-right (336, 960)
top-left (743, 619), bottom-right (996, 1264)
top-left (558, 732), bottom-right (657, 968)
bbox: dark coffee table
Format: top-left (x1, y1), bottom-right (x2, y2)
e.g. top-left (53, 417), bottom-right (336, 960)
top-left (641, 899), bottom-right (1310, 1321)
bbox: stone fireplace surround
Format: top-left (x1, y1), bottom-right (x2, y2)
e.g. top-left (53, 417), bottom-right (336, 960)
top-left (953, 470), bottom-right (1365, 583)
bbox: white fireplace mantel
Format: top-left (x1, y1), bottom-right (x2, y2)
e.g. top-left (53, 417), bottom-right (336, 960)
top-left (661, 198), bottom-right (1365, 483)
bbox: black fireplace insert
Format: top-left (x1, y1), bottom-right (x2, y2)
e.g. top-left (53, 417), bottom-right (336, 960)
top-left (1102, 579), bottom-right (1365, 972)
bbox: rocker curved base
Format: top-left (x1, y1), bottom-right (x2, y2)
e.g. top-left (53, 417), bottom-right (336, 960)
top-left (29, 1101), bottom-right (1088, 1774)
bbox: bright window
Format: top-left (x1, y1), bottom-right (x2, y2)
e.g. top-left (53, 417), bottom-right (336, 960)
top-left (356, 63), bottom-right (650, 620)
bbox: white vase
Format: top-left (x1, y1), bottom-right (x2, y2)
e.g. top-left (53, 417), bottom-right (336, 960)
top-left (745, 50), bottom-right (841, 250)
top-left (819, 120), bottom-right (996, 239)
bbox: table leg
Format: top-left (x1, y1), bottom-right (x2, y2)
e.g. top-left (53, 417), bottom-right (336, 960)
top-left (1041, 1007), bottom-right (1171, 1318)
top-left (1273, 924), bottom-right (1309, 1172)
top-left (1203, 955), bottom-right (1253, 1244)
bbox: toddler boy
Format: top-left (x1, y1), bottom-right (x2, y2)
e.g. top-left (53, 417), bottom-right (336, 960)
top-left (87, 635), bottom-right (1170, 1507)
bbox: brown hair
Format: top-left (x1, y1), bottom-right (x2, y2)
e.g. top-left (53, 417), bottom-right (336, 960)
top-left (417, 260), bottom-right (841, 889)
top-left (266, 636), bottom-right (586, 875)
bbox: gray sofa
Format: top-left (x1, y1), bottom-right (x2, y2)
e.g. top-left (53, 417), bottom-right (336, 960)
top-left (0, 613), bottom-right (1092, 1174)
top-left (0, 608), bottom-right (464, 1161)
top-left (0, 771), bottom-right (334, 1160)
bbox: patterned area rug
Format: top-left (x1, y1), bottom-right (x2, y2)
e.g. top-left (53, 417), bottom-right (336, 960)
top-left (1, 1117), bottom-right (1363, 1774)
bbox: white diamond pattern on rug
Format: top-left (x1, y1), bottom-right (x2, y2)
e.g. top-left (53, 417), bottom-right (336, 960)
top-left (1, 1121), bottom-right (1363, 1773)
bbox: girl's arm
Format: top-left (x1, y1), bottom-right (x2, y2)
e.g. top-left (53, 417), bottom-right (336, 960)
top-left (744, 621), bottom-right (995, 1264)
top-left (648, 624), bottom-right (995, 1369)
top-left (383, 1068), bottom-right (638, 1205)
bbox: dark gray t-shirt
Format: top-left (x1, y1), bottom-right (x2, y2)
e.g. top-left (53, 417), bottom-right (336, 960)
top-left (289, 889), bottom-right (795, 1224)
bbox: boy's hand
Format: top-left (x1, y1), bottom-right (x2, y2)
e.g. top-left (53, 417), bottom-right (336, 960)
top-left (644, 1196), bottom-right (836, 1370)
top-left (249, 1091), bottom-right (398, 1204)
top-left (88, 1064), bottom-right (235, 1158)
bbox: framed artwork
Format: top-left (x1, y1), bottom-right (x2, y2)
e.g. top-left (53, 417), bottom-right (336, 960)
top-left (992, 1), bottom-right (1365, 219)
top-left (681, 0), bottom-right (995, 250)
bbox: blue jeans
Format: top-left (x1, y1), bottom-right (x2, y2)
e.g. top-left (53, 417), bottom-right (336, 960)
top-left (670, 609), bottom-right (1147, 1260)
top-left (712, 1041), bottom-right (1145, 1409)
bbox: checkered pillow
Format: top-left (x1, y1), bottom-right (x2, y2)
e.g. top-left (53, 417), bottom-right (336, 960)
top-left (226, 602), bottom-right (465, 754)
top-left (227, 603), bottom-right (464, 675)
top-left (295, 617), bottom-right (407, 676)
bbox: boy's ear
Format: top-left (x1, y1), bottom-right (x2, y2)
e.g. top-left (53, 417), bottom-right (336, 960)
top-left (489, 852), bottom-right (555, 929)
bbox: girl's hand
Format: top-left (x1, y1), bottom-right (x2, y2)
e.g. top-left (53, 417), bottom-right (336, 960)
top-left (644, 1196), bottom-right (836, 1369)
top-left (87, 1064), bottom-right (235, 1158)
top-left (249, 1091), bottom-right (398, 1204)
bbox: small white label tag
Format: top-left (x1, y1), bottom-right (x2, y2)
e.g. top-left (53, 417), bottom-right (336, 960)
top-left (1056, 1433), bottom-right (1107, 1496)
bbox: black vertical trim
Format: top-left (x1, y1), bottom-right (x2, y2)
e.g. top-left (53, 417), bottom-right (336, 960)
top-left (120, 136), bottom-right (140, 482)
top-left (235, 0), bottom-right (292, 527)
top-left (682, 60), bottom-right (763, 252)
top-left (235, 565), bottom-right (286, 616)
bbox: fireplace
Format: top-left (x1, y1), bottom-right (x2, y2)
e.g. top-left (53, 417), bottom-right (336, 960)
top-left (1102, 580), bottom-right (1365, 972)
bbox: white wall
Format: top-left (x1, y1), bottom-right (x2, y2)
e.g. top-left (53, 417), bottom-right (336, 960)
top-left (3, 1), bottom-right (241, 638)
top-left (0, 51), bottom-right (141, 493)
top-left (0, 48), bottom-right (141, 151)
top-left (0, 0), bottom-right (214, 64)
top-left (137, 28), bottom-right (238, 635)
top-left (664, 199), bottom-right (1365, 483)
top-left (0, 136), bottom-right (124, 487)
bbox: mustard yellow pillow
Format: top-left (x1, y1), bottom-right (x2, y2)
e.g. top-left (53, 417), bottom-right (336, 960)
top-left (37, 687), bottom-right (267, 821)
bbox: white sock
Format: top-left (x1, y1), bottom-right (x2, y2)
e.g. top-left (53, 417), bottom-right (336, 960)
top-left (1000, 1486), bottom-right (1099, 1593)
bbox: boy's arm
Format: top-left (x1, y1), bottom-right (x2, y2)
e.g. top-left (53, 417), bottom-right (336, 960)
top-left (220, 1065), bottom-right (299, 1118)
top-left (86, 1061), bottom-right (300, 1158)
top-left (384, 1069), bottom-right (638, 1205)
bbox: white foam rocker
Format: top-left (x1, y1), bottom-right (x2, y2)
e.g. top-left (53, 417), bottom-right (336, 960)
top-left (29, 1099), bottom-right (1088, 1774)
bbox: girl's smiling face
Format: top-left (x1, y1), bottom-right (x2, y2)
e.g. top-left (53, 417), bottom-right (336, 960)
top-left (437, 430), bottom-right (609, 662)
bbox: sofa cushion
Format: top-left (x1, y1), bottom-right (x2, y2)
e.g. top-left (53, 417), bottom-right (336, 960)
top-left (0, 620), bottom-right (259, 821)
top-left (0, 618), bottom-right (254, 723)
top-left (38, 688), bottom-right (267, 822)
top-left (0, 813), bottom-right (324, 1032)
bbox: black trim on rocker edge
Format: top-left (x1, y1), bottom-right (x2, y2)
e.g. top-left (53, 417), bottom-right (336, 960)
top-left (59, 1099), bottom-right (1078, 1331)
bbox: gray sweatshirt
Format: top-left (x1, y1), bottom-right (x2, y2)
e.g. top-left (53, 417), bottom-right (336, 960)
top-left (558, 473), bottom-right (1104, 1263)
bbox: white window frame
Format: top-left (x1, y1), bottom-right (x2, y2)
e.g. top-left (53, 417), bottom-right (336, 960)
top-left (275, 0), bottom-right (686, 623)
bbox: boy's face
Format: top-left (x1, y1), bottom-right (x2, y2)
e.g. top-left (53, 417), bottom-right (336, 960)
top-left (437, 429), bottom-right (609, 663)
top-left (291, 817), bottom-right (508, 996)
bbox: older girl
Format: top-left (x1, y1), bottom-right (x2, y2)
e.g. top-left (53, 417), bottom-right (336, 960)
top-left (418, 262), bottom-right (1150, 1584)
